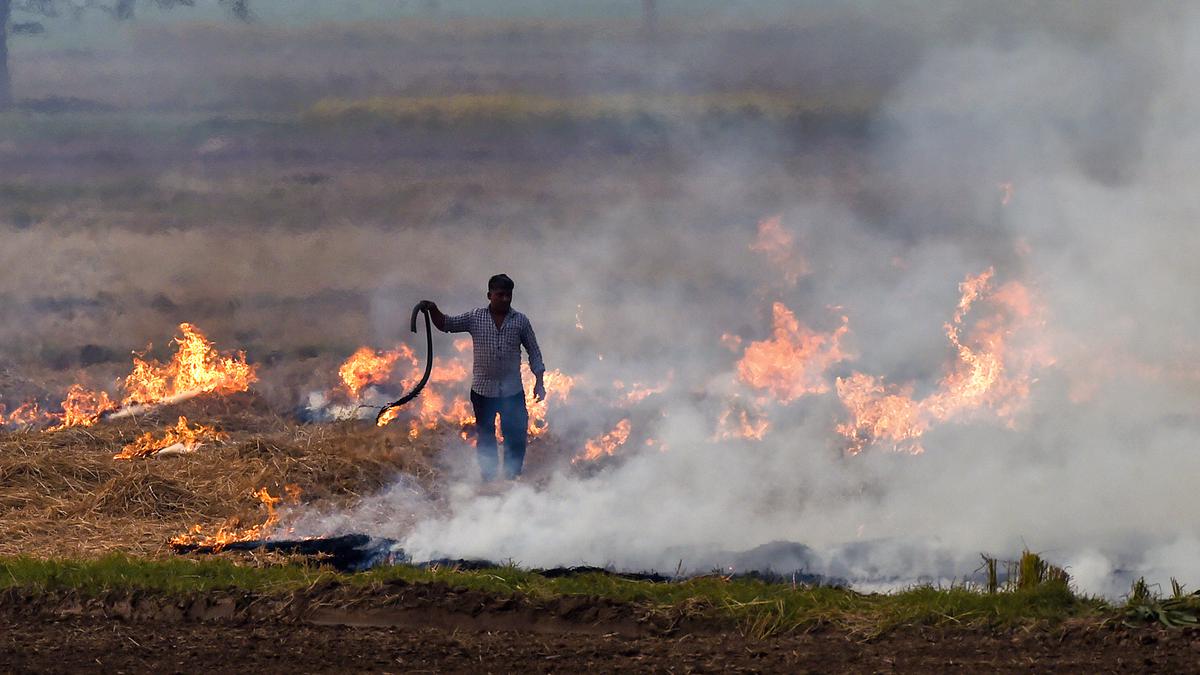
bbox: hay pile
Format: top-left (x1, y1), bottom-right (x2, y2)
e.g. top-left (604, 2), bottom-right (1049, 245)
top-left (0, 393), bottom-right (445, 558)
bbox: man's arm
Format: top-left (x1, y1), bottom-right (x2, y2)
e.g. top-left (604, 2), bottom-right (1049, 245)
top-left (418, 301), bottom-right (467, 333)
top-left (521, 318), bottom-right (546, 401)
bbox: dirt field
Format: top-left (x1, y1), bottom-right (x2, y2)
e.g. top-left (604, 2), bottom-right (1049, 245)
top-left (1, 582), bottom-right (1196, 673)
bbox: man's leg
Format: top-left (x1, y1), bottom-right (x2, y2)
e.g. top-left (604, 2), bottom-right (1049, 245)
top-left (470, 391), bottom-right (500, 482)
top-left (499, 392), bottom-right (529, 479)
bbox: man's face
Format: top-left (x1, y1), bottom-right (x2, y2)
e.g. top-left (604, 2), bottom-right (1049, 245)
top-left (487, 287), bottom-right (513, 312)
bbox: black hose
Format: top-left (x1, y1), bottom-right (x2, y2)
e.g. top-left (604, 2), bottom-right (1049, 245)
top-left (375, 303), bottom-right (434, 425)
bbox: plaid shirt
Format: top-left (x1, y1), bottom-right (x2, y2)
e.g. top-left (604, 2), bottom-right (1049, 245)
top-left (443, 307), bottom-right (545, 398)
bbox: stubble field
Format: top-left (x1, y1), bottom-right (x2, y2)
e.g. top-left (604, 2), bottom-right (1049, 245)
top-left (3, 12), bottom-right (1198, 672)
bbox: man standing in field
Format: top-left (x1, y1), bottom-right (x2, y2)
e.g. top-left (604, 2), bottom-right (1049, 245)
top-left (419, 274), bottom-right (545, 481)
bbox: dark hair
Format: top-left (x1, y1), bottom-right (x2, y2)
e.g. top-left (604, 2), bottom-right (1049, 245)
top-left (488, 274), bottom-right (515, 292)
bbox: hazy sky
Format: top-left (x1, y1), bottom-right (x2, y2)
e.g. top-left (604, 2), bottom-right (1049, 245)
top-left (15, 0), bottom-right (800, 26)
top-left (10, 1), bottom-right (1157, 56)
top-left (8, 0), bottom-right (806, 52)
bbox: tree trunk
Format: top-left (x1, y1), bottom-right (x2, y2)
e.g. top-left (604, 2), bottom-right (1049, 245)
top-left (0, 0), bottom-right (11, 111)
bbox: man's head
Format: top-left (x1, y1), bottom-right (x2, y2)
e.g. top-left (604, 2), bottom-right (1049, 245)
top-left (487, 274), bottom-right (514, 313)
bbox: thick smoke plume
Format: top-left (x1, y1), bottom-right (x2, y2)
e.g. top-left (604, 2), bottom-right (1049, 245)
top-left (289, 6), bottom-right (1200, 597)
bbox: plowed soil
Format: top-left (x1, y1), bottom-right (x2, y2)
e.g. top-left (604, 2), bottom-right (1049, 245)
top-left (2, 582), bottom-right (1198, 673)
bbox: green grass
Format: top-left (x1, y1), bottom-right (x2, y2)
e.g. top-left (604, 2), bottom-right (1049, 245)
top-left (0, 553), bottom-right (1109, 637)
top-left (1122, 577), bottom-right (1200, 629)
top-left (0, 554), bottom-right (321, 595)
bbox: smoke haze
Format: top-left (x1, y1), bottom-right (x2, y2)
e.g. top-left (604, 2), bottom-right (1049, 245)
top-left (387, 4), bottom-right (1200, 597)
top-left (4, 3), bottom-right (1198, 596)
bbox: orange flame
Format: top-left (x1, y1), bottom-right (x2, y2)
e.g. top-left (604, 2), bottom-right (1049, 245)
top-left (376, 405), bottom-right (400, 427)
top-left (525, 369), bottom-right (575, 438)
top-left (0, 400), bottom-right (52, 427)
top-left (835, 373), bottom-right (927, 455)
top-left (575, 418), bottom-right (632, 463)
top-left (122, 323), bottom-right (257, 407)
top-left (46, 323), bottom-right (255, 431)
top-left (114, 415), bottom-right (227, 460)
top-left (749, 215), bottom-right (808, 284)
top-left (339, 345), bottom-right (415, 398)
top-left (373, 331), bottom-right (574, 442)
top-left (169, 485), bottom-right (297, 551)
top-left (613, 372), bottom-right (673, 406)
top-left (387, 338), bottom-right (473, 434)
top-left (735, 302), bottom-right (849, 403)
top-left (50, 385), bottom-right (117, 430)
top-left (714, 401), bottom-right (771, 441)
top-left (406, 387), bottom-right (475, 439)
top-left (835, 269), bottom-right (1052, 454)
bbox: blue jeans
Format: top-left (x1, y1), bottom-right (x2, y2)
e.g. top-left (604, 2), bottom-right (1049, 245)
top-left (470, 390), bottom-right (529, 481)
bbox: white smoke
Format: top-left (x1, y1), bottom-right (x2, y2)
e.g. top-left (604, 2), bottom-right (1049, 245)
top-left (338, 6), bottom-right (1200, 597)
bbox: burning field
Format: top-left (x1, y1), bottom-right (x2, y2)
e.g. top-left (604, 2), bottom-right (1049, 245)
top-left (4, 3), bottom-right (1200, 670)
top-left (1, 206), bottom-right (1196, 594)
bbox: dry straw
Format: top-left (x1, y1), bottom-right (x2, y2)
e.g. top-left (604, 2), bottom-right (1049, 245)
top-left (0, 393), bottom-right (443, 559)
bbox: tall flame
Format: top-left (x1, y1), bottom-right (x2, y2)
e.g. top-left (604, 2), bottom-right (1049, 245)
top-left (122, 323), bottom-right (257, 406)
top-left (735, 302), bottom-right (849, 403)
top-left (835, 269), bottom-right (1051, 454)
top-left (44, 322), bottom-right (256, 431)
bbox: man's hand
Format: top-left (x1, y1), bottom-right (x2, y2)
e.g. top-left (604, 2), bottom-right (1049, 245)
top-left (417, 300), bottom-right (448, 331)
top-left (533, 377), bottom-right (546, 402)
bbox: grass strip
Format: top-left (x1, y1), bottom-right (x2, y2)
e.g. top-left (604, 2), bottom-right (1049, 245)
top-left (0, 554), bottom-right (1109, 636)
top-left (305, 92), bottom-right (880, 126)
top-left (0, 91), bottom-right (875, 142)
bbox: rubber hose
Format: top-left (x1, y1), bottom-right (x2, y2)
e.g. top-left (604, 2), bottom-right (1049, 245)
top-left (376, 303), bottom-right (434, 424)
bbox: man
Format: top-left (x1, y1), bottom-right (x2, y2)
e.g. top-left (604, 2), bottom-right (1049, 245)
top-left (419, 274), bottom-right (545, 481)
